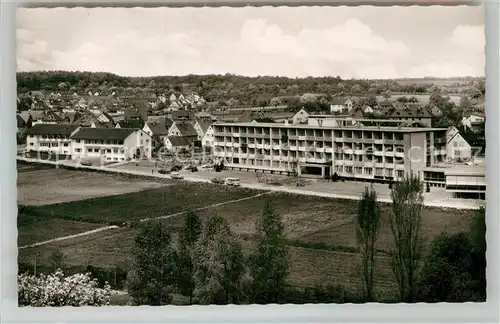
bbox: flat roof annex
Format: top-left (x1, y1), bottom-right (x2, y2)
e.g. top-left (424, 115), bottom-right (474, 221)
top-left (214, 122), bottom-right (448, 133)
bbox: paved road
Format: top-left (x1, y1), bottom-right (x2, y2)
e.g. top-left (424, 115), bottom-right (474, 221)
top-left (17, 157), bottom-right (485, 210)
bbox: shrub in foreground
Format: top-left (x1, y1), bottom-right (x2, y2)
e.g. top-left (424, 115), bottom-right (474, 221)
top-left (18, 269), bottom-right (111, 307)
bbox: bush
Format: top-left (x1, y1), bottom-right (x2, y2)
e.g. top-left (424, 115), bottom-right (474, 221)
top-left (18, 269), bottom-right (111, 306)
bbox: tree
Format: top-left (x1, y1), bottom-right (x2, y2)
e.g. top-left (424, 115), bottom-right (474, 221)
top-left (49, 250), bottom-right (66, 273)
top-left (193, 215), bottom-right (245, 305)
top-left (417, 232), bottom-right (476, 302)
top-left (468, 207), bottom-right (486, 300)
top-left (417, 207), bottom-right (486, 302)
top-left (127, 221), bottom-right (175, 305)
top-left (356, 186), bottom-right (381, 301)
top-left (383, 90), bottom-right (391, 99)
top-left (174, 210), bottom-right (202, 304)
top-left (18, 269), bottom-right (111, 306)
top-left (250, 200), bottom-right (289, 303)
top-left (389, 174), bottom-right (424, 302)
top-left (270, 97), bottom-right (282, 107)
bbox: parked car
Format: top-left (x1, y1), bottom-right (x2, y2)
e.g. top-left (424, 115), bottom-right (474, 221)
top-left (170, 165), bottom-right (182, 172)
top-left (80, 161), bottom-right (92, 166)
top-left (186, 166), bottom-right (198, 172)
top-left (201, 164), bottom-right (213, 171)
top-left (211, 177), bottom-right (224, 184)
top-left (170, 172), bottom-right (184, 180)
top-left (224, 177), bottom-right (241, 186)
top-left (158, 169), bottom-right (170, 174)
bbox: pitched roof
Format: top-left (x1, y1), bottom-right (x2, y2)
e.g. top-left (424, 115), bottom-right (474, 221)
top-left (167, 136), bottom-right (193, 147)
top-left (17, 114), bottom-right (26, 127)
top-left (71, 127), bottom-right (137, 141)
top-left (330, 98), bottom-right (347, 105)
top-left (25, 123), bottom-right (79, 136)
top-left (196, 118), bottom-right (212, 134)
top-left (174, 121), bottom-right (198, 137)
top-left (172, 110), bottom-right (195, 120)
top-left (147, 121), bottom-right (170, 136)
top-left (117, 119), bottom-right (145, 129)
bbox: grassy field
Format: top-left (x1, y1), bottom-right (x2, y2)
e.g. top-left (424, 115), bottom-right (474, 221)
top-left (16, 163), bottom-right (477, 302)
top-left (18, 218), bottom-right (105, 247)
top-left (18, 182), bottom-right (476, 301)
top-left (20, 182), bottom-right (262, 225)
top-left (18, 167), bottom-right (168, 206)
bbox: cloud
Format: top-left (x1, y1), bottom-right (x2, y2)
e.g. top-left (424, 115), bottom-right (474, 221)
top-left (239, 18), bottom-right (409, 64)
top-left (15, 8), bottom-right (484, 78)
top-left (447, 25), bottom-right (485, 52)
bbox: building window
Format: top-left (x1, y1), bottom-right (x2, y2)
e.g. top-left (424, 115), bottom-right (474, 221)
top-left (106, 149), bottom-right (111, 153)
top-left (113, 148), bottom-right (118, 153)
top-left (75, 148), bottom-right (82, 153)
top-left (396, 170), bottom-right (404, 178)
top-left (355, 167), bottom-right (363, 174)
top-left (29, 143), bottom-right (34, 146)
top-left (365, 168), bottom-right (373, 175)
top-left (94, 148), bottom-right (99, 153)
top-left (63, 143), bottom-right (68, 147)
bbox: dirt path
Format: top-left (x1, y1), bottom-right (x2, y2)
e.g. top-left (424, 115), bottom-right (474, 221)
top-left (19, 192), bottom-right (270, 249)
top-left (19, 226), bottom-right (120, 249)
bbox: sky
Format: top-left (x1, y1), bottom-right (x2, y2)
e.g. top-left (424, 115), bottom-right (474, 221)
top-left (16, 6), bottom-right (485, 79)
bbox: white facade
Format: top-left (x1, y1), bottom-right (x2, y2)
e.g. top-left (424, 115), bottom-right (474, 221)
top-left (330, 99), bottom-right (353, 114)
top-left (71, 129), bottom-right (152, 162)
top-left (446, 130), bottom-right (472, 162)
top-left (202, 125), bottom-right (215, 148)
top-left (292, 108), bottom-right (310, 124)
top-left (25, 126), bottom-right (81, 156)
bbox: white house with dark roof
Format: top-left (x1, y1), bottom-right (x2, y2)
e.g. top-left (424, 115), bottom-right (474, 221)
top-left (292, 107), bottom-right (311, 124)
top-left (168, 121), bottom-right (198, 139)
top-left (164, 136), bottom-right (192, 152)
top-left (71, 127), bottom-right (152, 161)
top-left (193, 118), bottom-right (212, 140)
top-left (330, 98), bottom-right (353, 114)
top-left (446, 126), bottom-right (472, 162)
top-left (25, 124), bottom-right (81, 156)
top-left (202, 124), bottom-right (215, 148)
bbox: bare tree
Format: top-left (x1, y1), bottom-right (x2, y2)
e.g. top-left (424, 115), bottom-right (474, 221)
top-left (356, 186), bottom-right (381, 302)
top-left (389, 174), bottom-right (424, 302)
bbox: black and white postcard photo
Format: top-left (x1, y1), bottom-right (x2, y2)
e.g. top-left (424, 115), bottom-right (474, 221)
top-left (14, 4), bottom-right (486, 307)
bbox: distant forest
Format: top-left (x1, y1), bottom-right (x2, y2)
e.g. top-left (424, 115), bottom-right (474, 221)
top-left (16, 71), bottom-right (484, 107)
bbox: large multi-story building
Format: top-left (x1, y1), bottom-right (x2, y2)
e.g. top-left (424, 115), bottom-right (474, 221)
top-left (25, 124), bottom-right (152, 162)
top-left (213, 119), bottom-right (447, 182)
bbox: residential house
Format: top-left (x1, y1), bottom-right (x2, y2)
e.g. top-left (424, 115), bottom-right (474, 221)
top-left (74, 112), bottom-right (114, 129)
top-left (71, 127), bottom-right (152, 161)
top-left (292, 108), bottom-right (311, 124)
top-left (330, 98), bottom-right (353, 114)
top-left (164, 136), bottom-right (192, 152)
top-left (461, 112), bottom-right (485, 133)
top-left (28, 110), bottom-right (64, 126)
top-left (378, 100), bottom-right (394, 110)
top-left (25, 124), bottom-right (80, 156)
top-left (116, 119), bottom-right (145, 129)
top-left (428, 105), bottom-right (443, 117)
top-left (193, 118), bottom-right (212, 141)
top-left (168, 121), bottom-right (198, 139)
top-left (380, 106), bottom-right (434, 127)
top-left (168, 100), bottom-right (182, 111)
top-left (362, 106), bottom-right (374, 114)
top-left (171, 110), bottom-right (195, 121)
top-left (143, 117), bottom-right (173, 147)
top-left (124, 104), bottom-right (148, 121)
top-left (202, 124), bottom-right (215, 149)
top-left (446, 126), bottom-right (472, 162)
